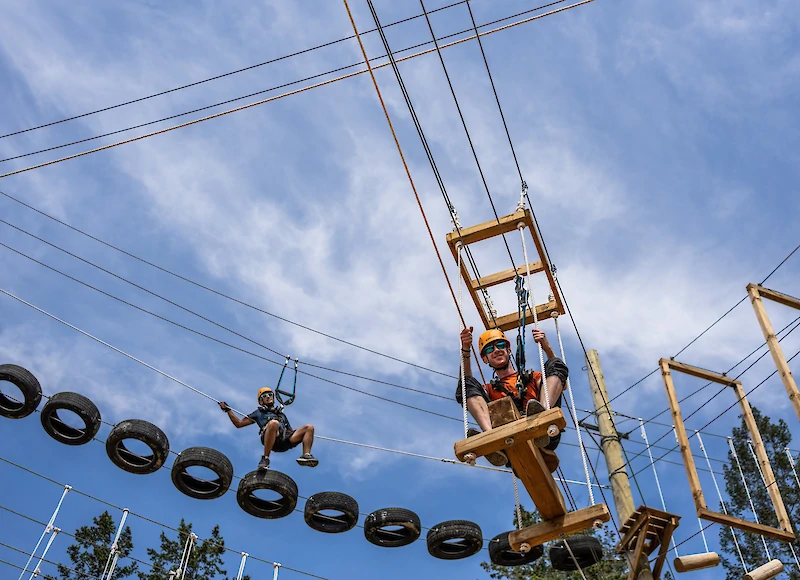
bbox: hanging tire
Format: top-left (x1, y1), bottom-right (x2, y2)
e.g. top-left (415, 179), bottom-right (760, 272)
top-left (237, 470), bottom-right (298, 519)
top-left (364, 507), bottom-right (421, 548)
top-left (40, 392), bottom-right (101, 445)
top-left (488, 531), bottom-right (543, 566)
top-left (105, 419), bottom-right (169, 475)
top-left (426, 520), bottom-right (483, 560)
top-left (304, 491), bottom-right (359, 533)
top-left (550, 536), bottom-right (604, 571)
top-left (171, 446), bottom-right (233, 500)
top-left (0, 364), bottom-right (42, 419)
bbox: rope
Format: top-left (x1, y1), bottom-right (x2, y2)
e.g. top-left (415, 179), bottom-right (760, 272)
top-left (555, 314), bottom-right (594, 504)
top-left (30, 528), bottom-right (61, 580)
top-left (729, 437), bottom-right (771, 560)
top-left (512, 475), bottom-right (523, 530)
top-left (696, 431), bottom-right (747, 570)
top-left (17, 484), bottom-right (70, 580)
top-left (273, 563), bottom-right (282, 580)
top-left (235, 553), bottom-right (248, 580)
top-left (175, 533), bottom-right (197, 580)
top-left (637, 420), bottom-right (677, 557)
top-left (457, 243), bottom-right (469, 440)
top-left (563, 539), bottom-right (589, 580)
top-left (100, 508), bottom-right (129, 580)
top-left (787, 448), bottom-right (800, 491)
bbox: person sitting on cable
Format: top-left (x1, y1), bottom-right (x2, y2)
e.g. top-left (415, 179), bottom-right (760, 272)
top-left (219, 386), bottom-right (318, 470)
top-left (456, 327), bottom-right (568, 472)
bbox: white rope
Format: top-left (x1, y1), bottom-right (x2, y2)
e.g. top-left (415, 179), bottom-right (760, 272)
top-left (18, 485), bottom-right (70, 580)
top-left (100, 508), bottom-right (129, 580)
top-left (555, 313), bottom-right (593, 504)
top-left (788, 448), bottom-right (800, 492)
top-left (457, 242), bottom-right (469, 440)
top-left (175, 533), bottom-right (197, 580)
top-left (512, 474), bottom-right (523, 530)
top-left (28, 527), bottom-right (60, 579)
top-left (517, 222), bottom-right (548, 408)
top-left (729, 438), bottom-right (771, 560)
top-left (235, 553), bottom-right (248, 580)
top-left (640, 422), bottom-right (676, 556)
top-left (697, 432), bottom-right (747, 571)
top-left (273, 562), bottom-right (282, 580)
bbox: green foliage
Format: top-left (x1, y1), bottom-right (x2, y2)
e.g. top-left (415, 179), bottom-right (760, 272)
top-left (137, 519), bottom-right (248, 580)
top-left (718, 406), bottom-right (799, 579)
top-left (58, 511), bottom-right (137, 580)
top-left (480, 505), bottom-right (631, 579)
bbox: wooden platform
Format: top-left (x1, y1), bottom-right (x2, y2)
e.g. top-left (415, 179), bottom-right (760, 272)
top-left (615, 506), bottom-right (680, 580)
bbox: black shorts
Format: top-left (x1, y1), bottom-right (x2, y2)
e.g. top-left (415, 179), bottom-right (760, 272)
top-left (260, 427), bottom-right (299, 453)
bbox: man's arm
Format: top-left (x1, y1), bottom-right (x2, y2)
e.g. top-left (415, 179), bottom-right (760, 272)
top-left (460, 326), bottom-right (474, 378)
top-left (218, 402), bottom-right (255, 428)
top-left (531, 329), bottom-right (556, 359)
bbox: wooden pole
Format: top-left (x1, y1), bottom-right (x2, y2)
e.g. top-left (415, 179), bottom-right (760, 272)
top-left (747, 284), bottom-right (800, 421)
top-left (586, 350), bottom-right (653, 580)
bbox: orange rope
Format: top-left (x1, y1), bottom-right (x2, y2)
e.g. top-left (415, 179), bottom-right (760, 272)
top-left (0, 0), bottom-right (595, 180)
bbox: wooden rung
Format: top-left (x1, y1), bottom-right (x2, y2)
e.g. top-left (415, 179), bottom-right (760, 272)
top-left (745, 559), bottom-right (784, 580)
top-left (660, 359), bottom-right (739, 386)
top-left (508, 503), bottom-right (611, 551)
top-left (445, 210), bottom-right (528, 247)
top-left (673, 553), bottom-right (720, 573)
top-left (453, 408), bottom-right (566, 462)
top-left (748, 283), bottom-right (800, 310)
top-left (493, 301), bottom-right (560, 332)
top-left (470, 261), bottom-right (544, 290)
top-left (698, 508), bottom-right (796, 543)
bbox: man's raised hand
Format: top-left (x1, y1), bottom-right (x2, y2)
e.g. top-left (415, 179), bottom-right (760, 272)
top-left (218, 401), bottom-right (231, 412)
top-left (460, 326), bottom-right (474, 351)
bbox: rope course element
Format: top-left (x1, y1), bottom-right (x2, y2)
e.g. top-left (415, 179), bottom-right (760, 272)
top-left (0, 540), bottom-right (101, 580)
top-left (235, 553), bottom-right (248, 580)
top-left (100, 508), bottom-right (129, 580)
top-left (729, 437), bottom-right (771, 560)
top-left (16, 484), bottom-right (70, 580)
top-left (638, 420), bottom-right (677, 557)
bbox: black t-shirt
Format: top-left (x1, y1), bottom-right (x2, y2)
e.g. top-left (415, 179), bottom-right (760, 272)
top-left (247, 405), bottom-right (292, 432)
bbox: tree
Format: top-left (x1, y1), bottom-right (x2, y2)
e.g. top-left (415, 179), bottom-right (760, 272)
top-left (138, 519), bottom-right (249, 580)
top-left (719, 406), bottom-right (799, 579)
top-left (58, 511), bottom-right (137, 580)
top-left (481, 505), bottom-right (632, 579)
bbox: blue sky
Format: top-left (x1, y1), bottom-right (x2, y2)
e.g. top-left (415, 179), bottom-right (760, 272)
top-left (0, 1), bottom-right (799, 579)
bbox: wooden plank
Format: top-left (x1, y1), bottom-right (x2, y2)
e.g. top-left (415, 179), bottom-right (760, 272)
top-left (493, 300), bottom-right (561, 332)
top-left (629, 512), bottom-right (650, 580)
top-left (745, 559), bottom-right (784, 580)
top-left (732, 381), bottom-right (794, 535)
top-left (445, 210), bottom-right (527, 247)
top-left (488, 396), bottom-right (521, 426)
top-left (665, 359), bottom-right (738, 386)
top-left (751, 283), bottom-right (800, 311)
top-left (659, 359), bottom-right (707, 511)
top-left (698, 508), bottom-right (796, 543)
top-left (449, 243), bottom-right (491, 330)
top-left (508, 503), bottom-right (611, 551)
top-left (652, 520), bottom-right (677, 578)
top-left (470, 261), bottom-right (544, 290)
top-left (747, 284), bottom-right (800, 421)
top-left (454, 408), bottom-right (566, 461)
top-left (507, 440), bottom-right (566, 520)
top-left (615, 509), bottom-right (650, 554)
top-left (523, 209), bottom-right (564, 316)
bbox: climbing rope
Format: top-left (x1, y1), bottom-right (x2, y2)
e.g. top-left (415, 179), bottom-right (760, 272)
top-left (512, 474), bottom-right (523, 531)
top-left (787, 447), bottom-right (800, 491)
top-left (173, 533), bottom-right (197, 580)
top-left (729, 438), bottom-right (771, 560)
top-left (29, 527), bottom-right (61, 580)
top-left (456, 243), bottom-right (470, 442)
top-left (554, 312), bottom-right (593, 504)
top-left (100, 508), bottom-right (129, 580)
top-left (235, 553), bottom-right (248, 580)
top-left (17, 484), bottom-right (70, 580)
top-left (696, 432), bottom-right (747, 572)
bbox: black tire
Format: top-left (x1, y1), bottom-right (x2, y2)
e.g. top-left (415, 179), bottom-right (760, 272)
top-left (40, 392), bottom-right (101, 445)
top-left (0, 364), bottom-right (42, 419)
top-left (106, 419), bottom-right (169, 475)
top-left (364, 507), bottom-right (421, 548)
top-left (304, 491), bottom-right (359, 533)
top-left (488, 531), bottom-right (543, 566)
top-left (237, 470), bottom-right (298, 519)
top-left (426, 520), bottom-right (483, 560)
top-left (171, 446), bottom-right (233, 500)
top-left (550, 536), bottom-right (604, 571)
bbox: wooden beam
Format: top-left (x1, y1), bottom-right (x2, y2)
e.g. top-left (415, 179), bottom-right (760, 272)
top-left (493, 300), bottom-right (561, 332)
top-left (697, 509), bottom-right (796, 543)
top-left (750, 283), bottom-right (800, 311)
top-left (745, 560), bottom-right (784, 580)
top-left (629, 512), bottom-right (651, 580)
top-left (445, 210), bottom-right (527, 247)
top-left (470, 261), bottom-right (544, 290)
top-left (651, 520), bottom-right (677, 579)
top-left (508, 503), bottom-right (611, 551)
top-left (747, 284), bottom-right (800, 421)
top-left (453, 408), bottom-right (566, 462)
top-left (732, 381), bottom-right (794, 536)
top-left (659, 359), bottom-right (707, 511)
top-left (664, 359), bottom-right (738, 386)
top-left (615, 509), bottom-right (651, 555)
top-left (673, 553), bottom-right (720, 573)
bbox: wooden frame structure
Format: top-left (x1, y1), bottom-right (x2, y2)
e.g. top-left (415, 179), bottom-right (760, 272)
top-left (659, 358), bottom-right (796, 543)
top-left (445, 209), bottom-right (564, 331)
top-left (615, 506), bottom-right (680, 580)
top-left (747, 283), bottom-right (800, 421)
top-left (454, 397), bottom-right (610, 550)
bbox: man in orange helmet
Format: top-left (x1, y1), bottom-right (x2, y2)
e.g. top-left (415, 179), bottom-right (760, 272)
top-left (219, 386), bottom-right (317, 471)
top-left (457, 326), bottom-right (568, 471)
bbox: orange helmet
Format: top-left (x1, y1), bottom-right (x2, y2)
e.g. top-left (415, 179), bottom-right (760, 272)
top-left (478, 329), bottom-right (509, 354)
top-left (257, 387), bottom-right (273, 402)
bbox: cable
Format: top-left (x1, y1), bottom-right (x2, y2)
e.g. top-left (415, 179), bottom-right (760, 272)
top-left (0, 1), bottom-right (595, 180)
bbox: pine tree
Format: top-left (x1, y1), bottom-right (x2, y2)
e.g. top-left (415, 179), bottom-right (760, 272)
top-left (138, 520), bottom-right (249, 580)
top-left (58, 511), bottom-right (137, 580)
top-left (718, 406), bottom-right (800, 579)
top-left (480, 506), bottom-right (632, 579)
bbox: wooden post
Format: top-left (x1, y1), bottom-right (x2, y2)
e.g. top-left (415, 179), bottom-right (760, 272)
top-left (586, 350), bottom-right (653, 580)
top-left (747, 284), bottom-right (800, 421)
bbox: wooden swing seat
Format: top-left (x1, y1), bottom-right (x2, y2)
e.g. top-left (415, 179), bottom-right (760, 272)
top-left (454, 397), bottom-right (610, 550)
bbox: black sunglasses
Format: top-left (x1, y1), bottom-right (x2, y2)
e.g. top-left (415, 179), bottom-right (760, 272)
top-left (482, 340), bottom-right (509, 355)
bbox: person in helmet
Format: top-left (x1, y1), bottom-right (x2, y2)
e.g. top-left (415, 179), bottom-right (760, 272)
top-left (457, 326), bottom-right (568, 472)
top-left (219, 386), bottom-right (318, 471)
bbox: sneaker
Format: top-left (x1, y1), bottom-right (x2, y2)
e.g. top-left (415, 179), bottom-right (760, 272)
top-left (525, 400), bottom-right (551, 447)
top-left (257, 456), bottom-right (270, 470)
top-left (540, 448), bottom-right (559, 473)
top-left (465, 427), bottom-right (508, 467)
top-left (296, 453), bottom-right (319, 467)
